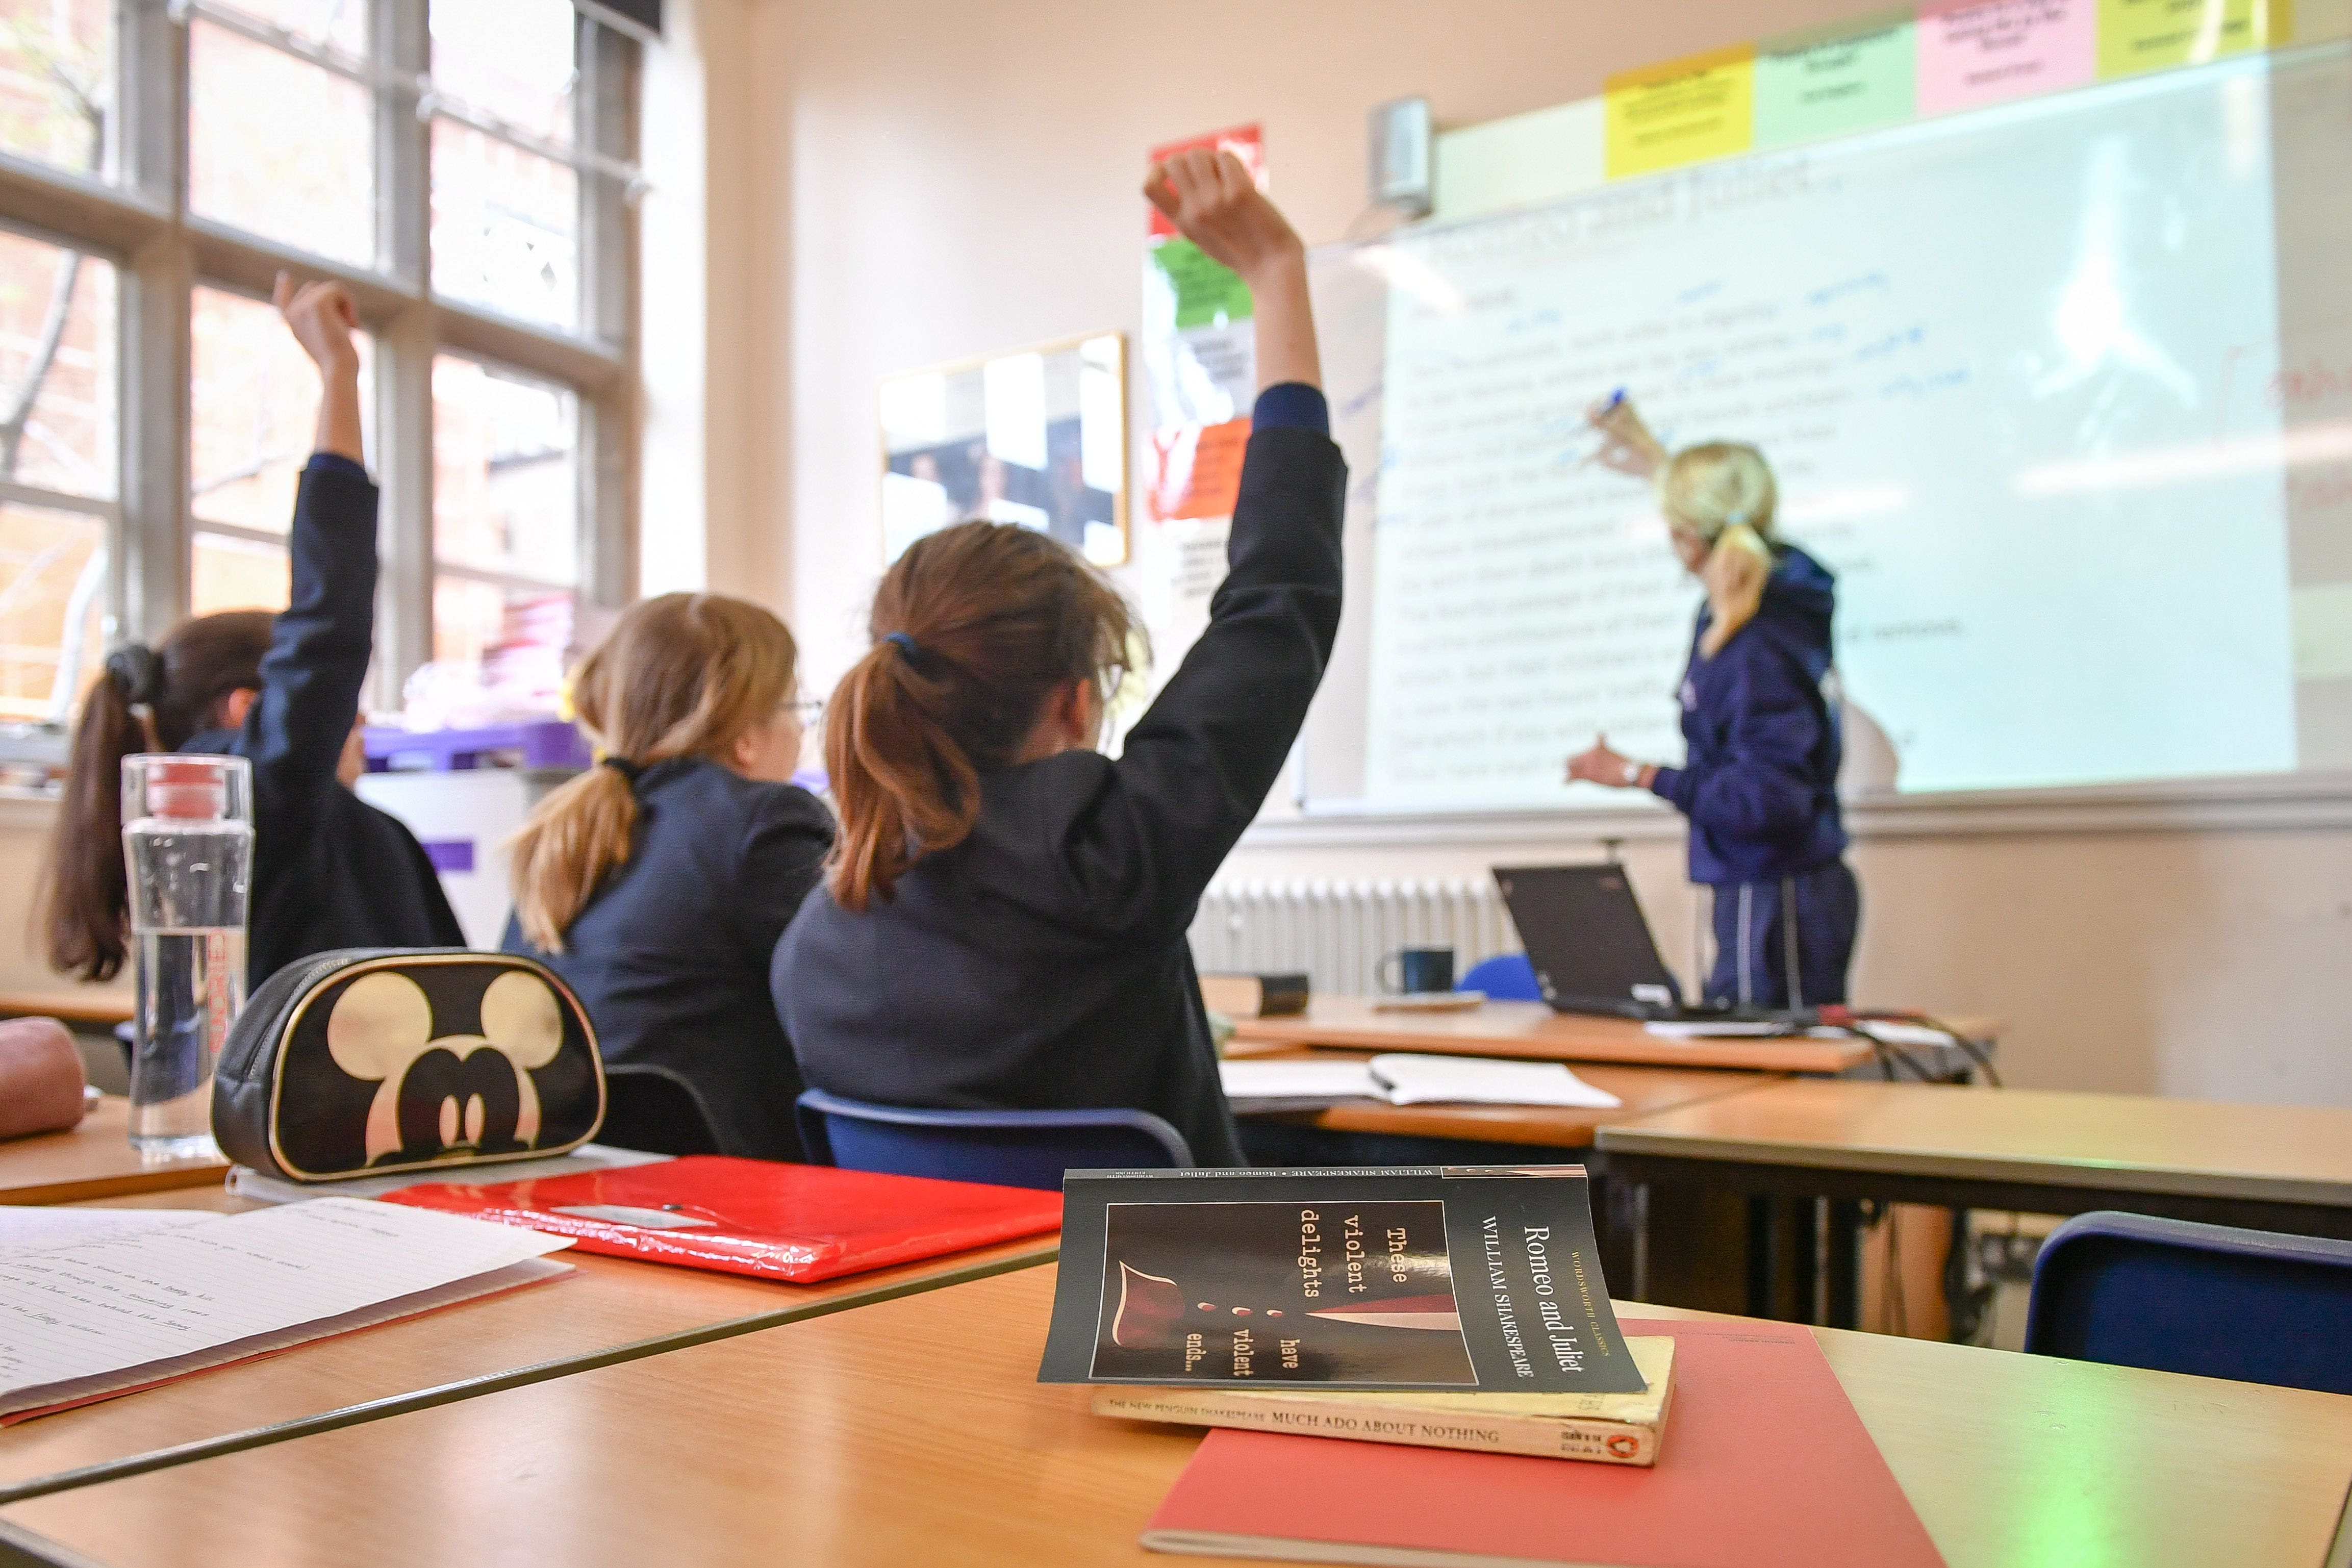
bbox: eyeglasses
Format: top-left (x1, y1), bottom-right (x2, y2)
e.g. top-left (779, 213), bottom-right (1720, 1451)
top-left (791, 697), bottom-right (825, 725)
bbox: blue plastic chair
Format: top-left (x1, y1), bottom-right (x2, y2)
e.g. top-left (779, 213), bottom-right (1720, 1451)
top-left (795, 1090), bottom-right (1193, 1191)
top-left (1459, 953), bottom-right (1542, 1001)
top-left (2024, 1211), bottom-right (2352, 1395)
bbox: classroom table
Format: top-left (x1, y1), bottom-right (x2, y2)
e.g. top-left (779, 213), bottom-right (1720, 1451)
top-left (4, 1264), bottom-right (2347, 1568)
top-left (1228, 997), bottom-right (2000, 1078)
top-left (0, 1185), bottom-right (1057, 1501)
top-left (0, 991), bottom-right (132, 1031)
top-left (1597, 1078), bottom-right (2352, 1327)
top-left (0, 1098), bottom-right (227, 1206)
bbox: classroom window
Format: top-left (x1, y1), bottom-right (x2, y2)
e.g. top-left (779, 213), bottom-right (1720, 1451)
top-left (0, 0), bottom-right (640, 758)
top-left (189, 284), bottom-right (376, 616)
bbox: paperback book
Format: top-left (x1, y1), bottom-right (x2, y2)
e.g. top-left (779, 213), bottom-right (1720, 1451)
top-left (1040, 1166), bottom-right (1645, 1394)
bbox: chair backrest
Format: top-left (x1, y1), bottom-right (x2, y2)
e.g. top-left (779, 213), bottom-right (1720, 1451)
top-left (1459, 952), bottom-right (1542, 1002)
top-left (598, 1064), bottom-right (722, 1156)
top-left (2025, 1210), bottom-right (2352, 1396)
top-left (795, 1090), bottom-right (1192, 1192)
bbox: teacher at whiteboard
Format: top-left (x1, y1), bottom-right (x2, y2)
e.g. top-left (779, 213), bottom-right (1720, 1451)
top-left (1564, 395), bottom-right (1858, 1009)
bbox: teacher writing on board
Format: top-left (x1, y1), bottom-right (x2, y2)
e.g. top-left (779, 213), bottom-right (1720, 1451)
top-left (1564, 395), bottom-right (1858, 1009)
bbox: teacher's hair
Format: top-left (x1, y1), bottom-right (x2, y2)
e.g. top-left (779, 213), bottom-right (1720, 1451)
top-left (508, 594), bottom-right (799, 952)
top-left (825, 520), bottom-right (1137, 913)
top-left (1659, 442), bottom-right (1779, 658)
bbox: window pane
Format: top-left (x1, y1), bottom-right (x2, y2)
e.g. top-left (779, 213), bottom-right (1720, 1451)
top-left (431, 120), bottom-right (578, 330)
top-left (431, 355), bottom-right (578, 584)
top-left (189, 21), bottom-right (372, 266)
top-left (0, 229), bottom-right (115, 499)
top-left (0, 0), bottom-right (112, 176)
top-left (431, 576), bottom-right (572, 712)
top-left (429, 0), bottom-right (576, 144)
top-left (191, 285), bottom-right (373, 536)
top-left (229, 0), bottom-right (366, 55)
top-left (0, 502), bottom-right (104, 722)
top-left (191, 529), bottom-right (290, 616)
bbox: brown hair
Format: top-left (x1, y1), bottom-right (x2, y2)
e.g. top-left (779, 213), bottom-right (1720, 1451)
top-left (827, 520), bottom-right (1138, 912)
top-left (508, 593), bottom-right (800, 952)
top-left (42, 613), bottom-right (274, 981)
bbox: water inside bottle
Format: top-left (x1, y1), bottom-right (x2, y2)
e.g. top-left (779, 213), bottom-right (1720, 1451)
top-left (124, 817), bottom-right (251, 1161)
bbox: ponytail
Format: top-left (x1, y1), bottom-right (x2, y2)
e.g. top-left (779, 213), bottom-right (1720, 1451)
top-left (826, 520), bottom-right (1137, 912)
top-left (507, 595), bottom-right (799, 953)
top-left (41, 614), bottom-right (273, 980)
top-left (1658, 441), bottom-right (1780, 660)
top-left (1699, 524), bottom-right (1772, 657)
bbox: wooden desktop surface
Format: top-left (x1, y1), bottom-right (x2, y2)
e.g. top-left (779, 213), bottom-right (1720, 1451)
top-left (0, 1186), bottom-right (1057, 1495)
top-left (0, 1099), bottom-right (228, 1206)
top-left (5, 1265), bottom-right (2347, 1568)
top-left (1238, 1048), bottom-right (1785, 1148)
top-left (1229, 998), bottom-right (1997, 1075)
top-left (1596, 1079), bottom-right (2352, 1208)
top-left (0, 989), bottom-right (133, 1029)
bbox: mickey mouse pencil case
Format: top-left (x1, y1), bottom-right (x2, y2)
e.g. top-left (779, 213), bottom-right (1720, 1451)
top-left (212, 949), bottom-right (606, 1182)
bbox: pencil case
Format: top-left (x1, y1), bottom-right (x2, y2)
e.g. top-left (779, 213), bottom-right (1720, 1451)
top-left (212, 949), bottom-right (606, 1182)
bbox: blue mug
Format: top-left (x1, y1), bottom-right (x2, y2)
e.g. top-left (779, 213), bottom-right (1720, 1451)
top-left (1378, 947), bottom-right (1455, 996)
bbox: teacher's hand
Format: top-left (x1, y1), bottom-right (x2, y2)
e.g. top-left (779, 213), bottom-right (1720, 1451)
top-left (1566, 736), bottom-right (1648, 789)
top-left (1586, 395), bottom-right (1666, 481)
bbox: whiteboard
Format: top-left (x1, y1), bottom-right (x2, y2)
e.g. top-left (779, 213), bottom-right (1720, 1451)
top-left (1298, 44), bottom-right (2352, 821)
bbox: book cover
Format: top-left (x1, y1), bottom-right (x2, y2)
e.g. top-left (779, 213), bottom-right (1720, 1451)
top-left (1041, 1166), bottom-right (1646, 1394)
top-left (380, 1155), bottom-right (1061, 1284)
top-left (1093, 1333), bottom-right (1675, 1464)
top-left (1200, 972), bottom-right (1310, 1017)
top-left (1140, 1318), bottom-right (1948, 1568)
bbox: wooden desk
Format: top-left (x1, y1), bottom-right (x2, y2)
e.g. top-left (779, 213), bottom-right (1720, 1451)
top-left (1231, 998), bottom-right (1998, 1076)
top-left (5, 1266), bottom-right (2348, 1568)
top-left (1598, 1079), bottom-right (2352, 1328)
top-left (0, 1098), bottom-right (227, 1206)
top-left (0, 990), bottom-right (132, 1030)
top-left (0, 1187), bottom-right (1056, 1500)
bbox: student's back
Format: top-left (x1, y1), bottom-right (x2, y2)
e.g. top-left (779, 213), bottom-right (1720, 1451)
top-left (775, 154), bottom-right (1341, 1167)
top-left (503, 595), bottom-right (830, 1160)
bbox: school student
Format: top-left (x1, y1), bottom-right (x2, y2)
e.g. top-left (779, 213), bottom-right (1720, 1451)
top-left (773, 151), bottom-right (1342, 1167)
top-left (1565, 396), bottom-right (1858, 1007)
top-left (43, 275), bottom-right (464, 990)
top-left (503, 595), bottom-right (832, 1160)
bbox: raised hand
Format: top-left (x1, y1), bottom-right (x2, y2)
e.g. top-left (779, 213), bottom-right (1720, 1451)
top-left (273, 270), bottom-right (361, 376)
top-left (1143, 148), bottom-right (1303, 286)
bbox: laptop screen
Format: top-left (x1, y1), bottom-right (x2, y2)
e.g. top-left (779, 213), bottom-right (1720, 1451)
top-left (1493, 865), bottom-right (1683, 1011)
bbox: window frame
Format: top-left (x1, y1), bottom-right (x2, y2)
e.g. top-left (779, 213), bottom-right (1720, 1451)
top-left (0, 0), bottom-right (640, 716)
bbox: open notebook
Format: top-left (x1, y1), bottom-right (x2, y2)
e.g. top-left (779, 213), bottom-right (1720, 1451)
top-left (1220, 1053), bottom-right (1622, 1114)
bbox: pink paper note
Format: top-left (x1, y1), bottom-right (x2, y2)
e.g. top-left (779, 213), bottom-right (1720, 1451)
top-left (1916, 0), bottom-right (2095, 115)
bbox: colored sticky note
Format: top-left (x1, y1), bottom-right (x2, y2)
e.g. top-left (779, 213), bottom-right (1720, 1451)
top-left (1147, 123), bottom-right (1266, 238)
top-left (2097, 0), bottom-right (2290, 75)
top-left (1916, 0), bottom-right (2097, 115)
top-left (1754, 14), bottom-right (1917, 145)
top-left (1605, 45), bottom-right (1756, 179)
top-left (1149, 238), bottom-right (1254, 331)
top-left (1148, 418), bottom-right (1251, 522)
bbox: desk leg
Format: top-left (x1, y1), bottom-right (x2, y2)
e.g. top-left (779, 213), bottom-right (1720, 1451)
top-left (1825, 1200), bottom-right (1863, 1330)
top-left (1630, 1182), bottom-right (1651, 1303)
top-left (1795, 1198), bottom-right (1822, 1323)
top-left (1746, 1194), bottom-right (1778, 1320)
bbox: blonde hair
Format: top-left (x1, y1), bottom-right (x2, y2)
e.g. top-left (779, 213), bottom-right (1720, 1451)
top-left (1658, 442), bottom-right (1778, 657)
top-left (509, 594), bottom-right (799, 951)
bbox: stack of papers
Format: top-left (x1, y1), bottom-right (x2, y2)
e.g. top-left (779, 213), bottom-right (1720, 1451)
top-left (1221, 1053), bottom-right (1621, 1112)
top-left (0, 1199), bottom-right (574, 1423)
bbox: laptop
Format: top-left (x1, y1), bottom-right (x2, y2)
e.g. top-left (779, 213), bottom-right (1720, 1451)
top-left (1492, 864), bottom-right (1791, 1024)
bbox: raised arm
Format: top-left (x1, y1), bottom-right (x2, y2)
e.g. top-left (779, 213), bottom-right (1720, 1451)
top-left (237, 275), bottom-right (378, 867)
top-left (1088, 158), bottom-right (1342, 931)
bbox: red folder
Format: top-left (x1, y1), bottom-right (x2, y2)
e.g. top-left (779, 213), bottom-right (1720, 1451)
top-left (1141, 1318), bottom-right (1946, 1568)
top-left (380, 1156), bottom-right (1060, 1284)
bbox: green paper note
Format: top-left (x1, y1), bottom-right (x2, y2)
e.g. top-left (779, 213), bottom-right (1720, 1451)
top-left (1151, 238), bottom-right (1254, 331)
top-left (1755, 14), bottom-right (1916, 147)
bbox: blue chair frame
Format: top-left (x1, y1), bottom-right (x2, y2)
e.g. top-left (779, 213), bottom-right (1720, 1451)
top-left (795, 1090), bottom-right (1193, 1192)
top-left (1459, 953), bottom-right (1542, 1001)
top-left (2025, 1210), bottom-right (2352, 1395)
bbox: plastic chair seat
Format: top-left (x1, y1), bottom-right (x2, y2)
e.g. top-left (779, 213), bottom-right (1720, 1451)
top-left (1459, 953), bottom-right (1541, 1001)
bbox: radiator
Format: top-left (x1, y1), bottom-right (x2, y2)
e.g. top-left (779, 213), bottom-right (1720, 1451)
top-left (1187, 879), bottom-right (1519, 997)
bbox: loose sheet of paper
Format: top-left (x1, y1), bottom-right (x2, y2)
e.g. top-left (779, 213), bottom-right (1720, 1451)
top-left (0, 1209), bottom-right (213, 1260)
top-left (1220, 1060), bottom-right (1384, 1103)
top-left (1368, 1054), bottom-right (1622, 1109)
top-left (0, 1198), bottom-right (571, 1406)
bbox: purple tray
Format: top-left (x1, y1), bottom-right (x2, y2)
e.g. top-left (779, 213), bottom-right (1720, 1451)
top-left (363, 719), bottom-right (592, 773)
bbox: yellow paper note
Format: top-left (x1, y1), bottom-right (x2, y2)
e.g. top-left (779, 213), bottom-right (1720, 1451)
top-left (1605, 45), bottom-right (1756, 179)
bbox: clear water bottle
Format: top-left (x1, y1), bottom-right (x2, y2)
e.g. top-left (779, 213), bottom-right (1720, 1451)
top-left (121, 754), bottom-right (252, 1159)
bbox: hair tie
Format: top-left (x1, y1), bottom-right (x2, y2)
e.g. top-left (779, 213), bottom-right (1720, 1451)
top-left (105, 643), bottom-right (165, 708)
top-left (882, 631), bottom-right (922, 661)
top-left (1724, 507), bottom-right (1750, 530)
top-left (601, 754), bottom-right (645, 785)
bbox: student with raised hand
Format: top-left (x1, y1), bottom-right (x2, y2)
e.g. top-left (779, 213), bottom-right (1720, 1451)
top-left (503, 596), bottom-right (832, 1159)
top-left (774, 151), bottom-right (1341, 1168)
top-left (42, 274), bottom-right (464, 990)
top-left (1566, 396), bottom-right (1857, 1008)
